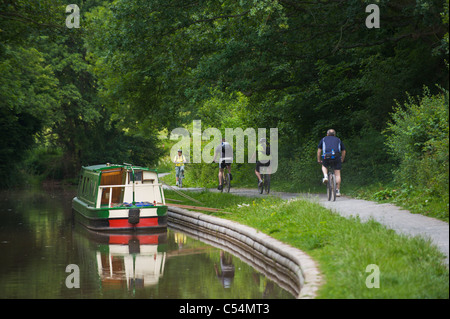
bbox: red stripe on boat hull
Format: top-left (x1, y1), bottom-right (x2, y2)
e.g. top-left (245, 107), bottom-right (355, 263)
top-left (109, 234), bottom-right (160, 245)
top-left (108, 217), bottom-right (159, 229)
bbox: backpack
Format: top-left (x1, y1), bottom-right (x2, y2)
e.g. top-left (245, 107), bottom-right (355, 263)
top-left (321, 137), bottom-right (341, 159)
top-left (257, 143), bottom-right (270, 161)
top-left (323, 151), bottom-right (336, 160)
top-left (265, 143), bottom-right (270, 156)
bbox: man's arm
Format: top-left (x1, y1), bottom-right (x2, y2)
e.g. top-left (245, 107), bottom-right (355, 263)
top-left (317, 148), bottom-right (322, 163)
top-left (341, 150), bottom-right (346, 163)
top-left (213, 147), bottom-right (219, 163)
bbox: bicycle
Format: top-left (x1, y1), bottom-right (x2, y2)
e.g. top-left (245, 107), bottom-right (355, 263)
top-left (175, 166), bottom-right (184, 188)
top-left (258, 173), bottom-right (270, 194)
top-left (220, 169), bottom-right (231, 193)
top-left (323, 159), bottom-right (337, 201)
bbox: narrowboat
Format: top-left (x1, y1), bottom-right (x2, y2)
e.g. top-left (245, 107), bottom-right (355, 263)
top-left (72, 163), bottom-right (167, 231)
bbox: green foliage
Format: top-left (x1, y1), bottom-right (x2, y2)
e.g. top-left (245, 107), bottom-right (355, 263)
top-left (384, 88), bottom-right (449, 197)
top-left (345, 88), bottom-right (450, 221)
top-left (0, 1), bottom-right (165, 187)
top-left (275, 138), bottom-right (322, 192)
top-left (343, 127), bottom-right (395, 186)
top-left (22, 147), bottom-right (65, 182)
top-left (0, 43), bottom-right (59, 187)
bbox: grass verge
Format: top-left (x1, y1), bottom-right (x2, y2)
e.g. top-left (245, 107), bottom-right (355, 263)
top-left (347, 183), bottom-right (449, 222)
top-left (165, 190), bottom-right (449, 299)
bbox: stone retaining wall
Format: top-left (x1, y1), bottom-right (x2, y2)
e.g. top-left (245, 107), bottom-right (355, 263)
top-left (168, 207), bottom-right (322, 299)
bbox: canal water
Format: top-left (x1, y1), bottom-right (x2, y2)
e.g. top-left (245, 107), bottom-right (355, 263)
top-left (0, 188), bottom-right (293, 299)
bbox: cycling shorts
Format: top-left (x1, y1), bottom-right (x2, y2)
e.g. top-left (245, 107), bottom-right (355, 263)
top-left (322, 158), bottom-right (342, 170)
top-left (175, 166), bottom-right (184, 176)
top-left (219, 159), bottom-right (231, 169)
top-left (255, 160), bottom-right (270, 173)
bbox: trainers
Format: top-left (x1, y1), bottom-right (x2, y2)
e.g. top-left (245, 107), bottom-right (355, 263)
top-left (218, 185), bottom-right (223, 190)
top-left (258, 180), bottom-right (263, 187)
top-left (322, 176), bottom-right (328, 184)
top-left (336, 189), bottom-right (341, 197)
top-left (229, 173), bottom-right (233, 181)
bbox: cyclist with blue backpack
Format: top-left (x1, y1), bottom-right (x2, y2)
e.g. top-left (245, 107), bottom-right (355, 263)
top-left (317, 129), bottom-right (346, 197)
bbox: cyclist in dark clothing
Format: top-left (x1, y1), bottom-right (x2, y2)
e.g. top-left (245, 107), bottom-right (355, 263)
top-left (317, 129), bottom-right (346, 196)
top-left (213, 138), bottom-right (233, 190)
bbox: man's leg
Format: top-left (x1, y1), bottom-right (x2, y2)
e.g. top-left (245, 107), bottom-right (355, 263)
top-left (218, 168), bottom-right (224, 185)
top-left (255, 163), bottom-right (262, 182)
top-left (321, 164), bottom-right (328, 183)
top-left (335, 169), bottom-right (341, 190)
top-left (226, 165), bottom-right (232, 180)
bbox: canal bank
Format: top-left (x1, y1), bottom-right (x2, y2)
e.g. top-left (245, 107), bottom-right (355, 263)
top-left (207, 187), bottom-right (449, 266)
top-left (163, 188), bottom-right (449, 298)
top-left (167, 206), bottom-right (322, 299)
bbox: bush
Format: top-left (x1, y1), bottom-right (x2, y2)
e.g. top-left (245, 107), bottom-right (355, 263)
top-left (379, 87), bottom-right (449, 221)
top-left (384, 87), bottom-right (449, 198)
top-left (275, 138), bottom-right (322, 192)
top-left (23, 147), bottom-right (66, 181)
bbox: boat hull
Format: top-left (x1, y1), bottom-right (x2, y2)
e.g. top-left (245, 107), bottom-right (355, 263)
top-left (73, 197), bottom-right (168, 231)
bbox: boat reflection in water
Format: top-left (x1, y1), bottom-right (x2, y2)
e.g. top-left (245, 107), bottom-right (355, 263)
top-left (76, 227), bottom-right (168, 293)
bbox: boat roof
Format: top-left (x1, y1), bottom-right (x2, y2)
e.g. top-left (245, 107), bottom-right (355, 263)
top-left (82, 164), bottom-right (157, 172)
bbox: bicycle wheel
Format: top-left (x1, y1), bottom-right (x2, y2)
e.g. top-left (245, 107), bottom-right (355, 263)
top-left (264, 174), bottom-right (270, 194)
top-left (177, 171), bottom-right (182, 188)
top-left (226, 173), bottom-right (231, 193)
top-left (327, 173), bottom-right (332, 201)
top-left (328, 173), bottom-right (336, 202)
top-left (330, 173), bottom-right (336, 201)
top-left (258, 176), bottom-right (264, 194)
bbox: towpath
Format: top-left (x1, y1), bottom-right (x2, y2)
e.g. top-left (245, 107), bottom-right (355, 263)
top-left (161, 176), bottom-right (449, 265)
top-left (214, 187), bottom-right (449, 266)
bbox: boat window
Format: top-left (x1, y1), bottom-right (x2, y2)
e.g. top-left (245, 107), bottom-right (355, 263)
top-left (82, 177), bottom-right (87, 195)
top-left (92, 180), bottom-right (96, 197)
top-left (128, 170), bottom-right (142, 183)
top-left (100, 168), bottom-right (124, 205)
top-left (89, 179), bottom-right (94, 197)
top-left (100, 169), bottom-right (123, 185)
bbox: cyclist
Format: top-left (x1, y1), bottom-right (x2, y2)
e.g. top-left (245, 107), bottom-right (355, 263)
top-left (213, 138), bottom-right (233, 190)
top-left (251, 138), bottom-right (271, 187)
top-left (173, 149), bottom-right (186, 187)
top-left (317, 129), bottom-right (346, 196)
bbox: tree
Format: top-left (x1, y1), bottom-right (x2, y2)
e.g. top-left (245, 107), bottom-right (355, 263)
top-left (0, 0), bottom-right (164, 187)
